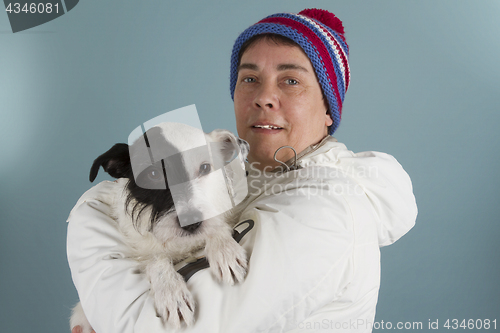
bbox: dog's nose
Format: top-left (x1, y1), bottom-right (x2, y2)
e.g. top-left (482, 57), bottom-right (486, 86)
top-left (181, 221), bottom-right (202, 232)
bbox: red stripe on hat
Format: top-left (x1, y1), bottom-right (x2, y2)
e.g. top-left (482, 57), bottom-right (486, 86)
top-left (259, 16), bottom-right (343, 115)
top-left (317, 24), bottom-right (350, 91)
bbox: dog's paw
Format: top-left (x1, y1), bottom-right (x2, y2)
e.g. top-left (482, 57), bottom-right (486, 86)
top-left (152, 274), bottom-right (195, 329)
top-left (206, 239), bottom-right (248, 285)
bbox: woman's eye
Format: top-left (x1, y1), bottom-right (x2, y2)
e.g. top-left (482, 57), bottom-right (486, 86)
top-left (285, 79), bottom-right (298, 85)
top-left (199, 163), bottom-right (211, 176)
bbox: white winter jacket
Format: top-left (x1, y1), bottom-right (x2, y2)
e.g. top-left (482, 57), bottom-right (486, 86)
top-left (67, 136), bottom-right (417, 333)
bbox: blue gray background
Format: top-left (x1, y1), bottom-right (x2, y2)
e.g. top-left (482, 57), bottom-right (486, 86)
top-left (1, 0), bottom-right (499, 332)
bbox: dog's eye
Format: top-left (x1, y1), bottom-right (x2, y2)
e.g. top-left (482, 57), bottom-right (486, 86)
top-left (147, 168), bottom-right (164, 181)
top-left (199, 163), bottom-right (211, 176)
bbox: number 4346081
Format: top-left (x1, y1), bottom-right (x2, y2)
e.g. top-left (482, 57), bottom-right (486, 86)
top-left (444, 319), bottom-right (496, 330)
top-left (5, 3), bottom-right (59, 14)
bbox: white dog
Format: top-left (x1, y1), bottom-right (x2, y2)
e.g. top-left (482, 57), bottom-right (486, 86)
top-left (70, 123), bottom-right (249, 331)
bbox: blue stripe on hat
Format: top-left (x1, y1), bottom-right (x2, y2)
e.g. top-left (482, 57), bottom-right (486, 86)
top-left (272, 13), bottom-right (346, 101)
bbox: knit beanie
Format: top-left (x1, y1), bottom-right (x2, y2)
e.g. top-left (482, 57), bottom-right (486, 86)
top-left (230, 8), bottom-right (350, 135)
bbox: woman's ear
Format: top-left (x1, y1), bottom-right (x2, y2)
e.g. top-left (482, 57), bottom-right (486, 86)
top-left (325, 112), bottom-right (333, 127)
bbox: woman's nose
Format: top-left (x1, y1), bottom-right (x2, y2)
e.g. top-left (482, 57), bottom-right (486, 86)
top-left (254, 82), bottom-right (279, 110)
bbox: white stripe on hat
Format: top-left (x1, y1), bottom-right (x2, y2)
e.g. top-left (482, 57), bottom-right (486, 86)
top-left (297, 14), bottom-right (350, 92)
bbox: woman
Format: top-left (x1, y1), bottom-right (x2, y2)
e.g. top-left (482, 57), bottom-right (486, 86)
top-left (69, 9), bottom-right (417, 332)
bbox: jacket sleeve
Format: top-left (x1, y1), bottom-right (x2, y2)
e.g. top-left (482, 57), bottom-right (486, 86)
top-left (67, 175), bottom-right (356, 333)
top-left (345, 151), bottom-right (418, 247)
top-left (284, 149), bottom-right (418, 332)
top-left (66, 180), bottom-right (169, 333)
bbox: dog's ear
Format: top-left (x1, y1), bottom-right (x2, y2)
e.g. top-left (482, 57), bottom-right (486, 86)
top-left (208, 129), bottom-right (250, 163)
top-left (89, 143), bottom-right (131, 182)
top-left (234, 137), bottom-right (250, 161)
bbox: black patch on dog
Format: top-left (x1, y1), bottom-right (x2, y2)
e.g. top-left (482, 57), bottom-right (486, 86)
top-left (89, 137), bottom-right (176, 231)
top-left (90, 143), bottom-right (131, 182)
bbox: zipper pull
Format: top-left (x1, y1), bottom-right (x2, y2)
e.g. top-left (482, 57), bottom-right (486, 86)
top-left (273, 146), bottom-right (300, 172)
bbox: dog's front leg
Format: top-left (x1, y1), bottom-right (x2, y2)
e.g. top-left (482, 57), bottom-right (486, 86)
top-left (205, 231), bottom-right (248, 285)
top-left (145, 255), bottom-right (195, 329)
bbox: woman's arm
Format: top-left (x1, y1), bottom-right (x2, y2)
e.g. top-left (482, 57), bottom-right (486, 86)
top-left (67, 175), bottom-right (357, 333)
top-left (67, 180), bottom-right (166, 333)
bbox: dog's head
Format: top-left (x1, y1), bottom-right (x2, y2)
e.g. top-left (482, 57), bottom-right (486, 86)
top-left (90, 124), bottom-right (249, 238)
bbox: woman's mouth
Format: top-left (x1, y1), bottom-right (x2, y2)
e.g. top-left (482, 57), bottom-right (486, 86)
top-left (251, 124), bottom-right (284, 133)
top-left (253, 124), bottom-right (282, 129)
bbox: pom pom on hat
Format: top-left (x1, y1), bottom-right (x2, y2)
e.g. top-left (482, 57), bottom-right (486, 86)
top-left (229, 8), bottom-right (350, 135)
top-left (299, 8), bottom-right (345, 34)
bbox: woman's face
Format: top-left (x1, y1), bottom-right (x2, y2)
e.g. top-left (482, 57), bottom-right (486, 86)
top-left (234, 39), bottom-right (332, 170)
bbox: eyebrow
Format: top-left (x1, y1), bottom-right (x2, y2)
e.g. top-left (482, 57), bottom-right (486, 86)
top-left (237, 63), bottom-right (309, 72)
top-left (238, 63), bottom-right (259, 71)
top-left (276, 64), bottom-right (308, 72)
